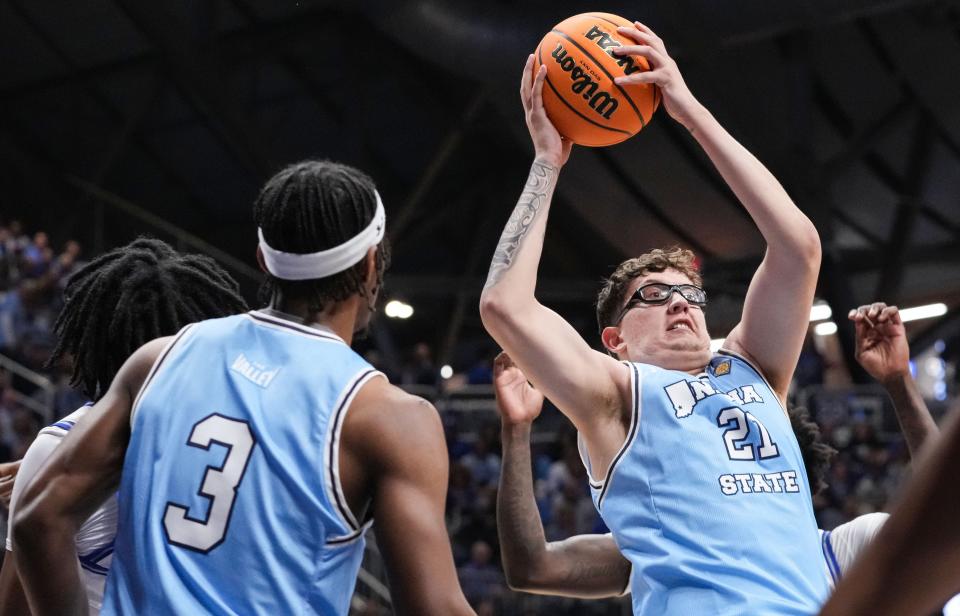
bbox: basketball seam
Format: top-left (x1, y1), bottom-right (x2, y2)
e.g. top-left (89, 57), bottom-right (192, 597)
top-left (589, 14), bottom-right (626, 29)
top-left (549, 29), bottom-right (645, 125)
top-left (537, 45), bottom-right (631, 138)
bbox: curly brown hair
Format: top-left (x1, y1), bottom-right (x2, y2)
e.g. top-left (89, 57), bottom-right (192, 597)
top-left (595, 246), bottom-right (702, 331)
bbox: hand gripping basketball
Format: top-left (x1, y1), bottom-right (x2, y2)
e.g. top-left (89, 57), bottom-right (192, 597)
top-left (612, 22), bottom-right (704, 129)
top-left (533, 13), bottom-right (660, 146)
top-left (521, 54), bottom-right (573, 167)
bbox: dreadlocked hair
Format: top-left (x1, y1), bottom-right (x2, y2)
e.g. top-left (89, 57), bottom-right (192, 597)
top-left (46, 237), bottom-right (249, 401)
top-left (253, 160), bottom-right (391, 313)
top-left (788, 405), bottom-right (837, 497)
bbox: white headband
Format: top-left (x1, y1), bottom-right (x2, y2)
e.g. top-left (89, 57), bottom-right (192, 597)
top-left (258, 191), bottom-right (386, 280)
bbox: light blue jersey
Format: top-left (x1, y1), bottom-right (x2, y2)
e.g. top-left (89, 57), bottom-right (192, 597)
top-left (102, 311), bottom-right (383, 615)
top-left (584, 351), bottom-right (829, 615)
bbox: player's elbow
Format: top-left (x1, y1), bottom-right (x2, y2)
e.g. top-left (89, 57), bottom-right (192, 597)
top-left (502, 555), bottom-right (555, 593)
top-left (796, 220), bottom-right (822, 267)
top-left (769, 218), bottom-right (821, 272)
top-left (479, 289), bottom-right (513, 334)
top-left (479, 289), bottom-right (532, 337)
top-left (11, 499), bottom-right (54, 552)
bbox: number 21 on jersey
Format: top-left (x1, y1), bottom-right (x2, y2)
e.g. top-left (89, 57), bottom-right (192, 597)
top-left (716, 407), bottom-right (780, 461)
top-left (163, 414), bottom-right (257, 553)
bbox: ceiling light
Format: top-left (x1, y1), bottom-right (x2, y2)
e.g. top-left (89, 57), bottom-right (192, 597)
top-left (814, 321), bottom-right (837, 336)
top-left (809, 303), bottom-right (832, 322)
top-left (384, 300), bottom-right (414, 319)
top-left (899, 303), bottom-right (947, 323)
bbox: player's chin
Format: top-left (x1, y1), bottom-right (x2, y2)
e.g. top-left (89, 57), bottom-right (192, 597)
top-left (664, 339), bottom-right (711, 362)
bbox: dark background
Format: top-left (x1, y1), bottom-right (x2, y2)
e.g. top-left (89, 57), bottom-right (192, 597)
top-left (2, 0), bottom-right (959, 378)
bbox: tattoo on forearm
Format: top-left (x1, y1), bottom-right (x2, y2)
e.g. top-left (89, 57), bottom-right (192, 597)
top-left (484, 160), bottom-right (558, 290)
top-left (497, 439), bottom-right (547, 569)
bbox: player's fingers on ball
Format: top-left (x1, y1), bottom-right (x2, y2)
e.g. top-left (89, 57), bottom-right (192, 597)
top-left (631, 21), bottom-right (656, 37)
top-left (615, 25), bottom-right (644, 43)
top-left (531, 65), bottom-right (547, 107)
top-left (633, 22), bottom-right (666, 49)
top-left (520, 55), bottom-right (531, 93)
top-left (612, 44), bottom-right (656, 60)
top-left (613, 29), bottom-right (656, 49)
top-left (615, 69), bottom-right (660, 86)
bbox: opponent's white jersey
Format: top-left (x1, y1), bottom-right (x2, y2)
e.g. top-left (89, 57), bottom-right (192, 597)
top-left (819, 512), bottom-right (888, 589)
top-left (821, 512), bottom-right (959, 614)
top-left (6, 405), bottom-right (117, 614)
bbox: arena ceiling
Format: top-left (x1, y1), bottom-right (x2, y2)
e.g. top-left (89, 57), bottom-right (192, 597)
top-left (2, 0), bottom-right (959, 378)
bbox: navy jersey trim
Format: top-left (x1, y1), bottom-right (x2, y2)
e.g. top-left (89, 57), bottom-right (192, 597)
top-left (130, 324), bottom-right (195, 428)
top-left (247, 311), bottom-right (345, 344)
top-left (325, 368), bottom-right (384, 533)
top-left (39, 420), bottom-right (76, 437)
top-left (327, 519), bottom-right (373, 546)
top-left (716, 349), bottom-right (787, 416)
top-left (821, 530), bottom-right (841, 584)
top-left (78, 540), bottom-right (114, 576)
top-left (598, 363), bottom-right (641, 510)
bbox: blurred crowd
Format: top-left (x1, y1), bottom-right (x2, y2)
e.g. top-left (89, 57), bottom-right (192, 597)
top-left (0, 220), bottom-right (87, 463)
top-left (0, 222), bottom-right (951, 615)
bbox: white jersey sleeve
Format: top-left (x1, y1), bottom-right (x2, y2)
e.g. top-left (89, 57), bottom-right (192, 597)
top-left (4, 405), bottom-right (116, 614)
top-left (820, 512), bottom-right (889, 587)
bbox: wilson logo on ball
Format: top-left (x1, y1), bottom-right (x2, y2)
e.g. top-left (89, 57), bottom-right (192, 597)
top-left (549, 43), bottom-right (619, 120)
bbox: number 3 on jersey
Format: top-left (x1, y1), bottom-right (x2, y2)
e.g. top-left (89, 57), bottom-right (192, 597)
top-left (716, 407), bottom-right (779, 461)
top-left (163, 414), bottom-right (256, 553)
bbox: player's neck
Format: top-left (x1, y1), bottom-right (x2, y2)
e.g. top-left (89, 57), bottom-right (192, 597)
top-left (266, 295), bottom-right (360, 344)
top-left (625, 349), bottom-right (709, 375)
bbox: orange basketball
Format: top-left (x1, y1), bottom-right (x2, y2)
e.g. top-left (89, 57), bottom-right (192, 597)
top-left (535, 13), bottom-right (660, 147)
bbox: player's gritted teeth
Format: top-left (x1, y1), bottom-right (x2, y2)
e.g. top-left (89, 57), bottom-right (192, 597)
top-left (666, 318), bottom-right (695, 333)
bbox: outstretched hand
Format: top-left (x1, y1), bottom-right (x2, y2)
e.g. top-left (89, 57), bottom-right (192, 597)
top-left (520, 54), bottom-right (573, 167)
top-left (849, 302), bottom-right (910, 384)
top-left (612, 22), bottom-right (703, 128)
top-left (494, 351), bottom-right (545, 426)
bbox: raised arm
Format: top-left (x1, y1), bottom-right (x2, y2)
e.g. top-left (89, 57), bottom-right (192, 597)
top-left (615, 23), bottom-right (821, 399)
top-left (11, 338), bottom-right (164, 616)
top-left (344, 383), bottom-right (473, 616)
top-left (850, 302), bottom-right (937, 457)
top-left (494, 353), bottom-right (630, 598)
top-left (479, 56), bottom-right (627, 441)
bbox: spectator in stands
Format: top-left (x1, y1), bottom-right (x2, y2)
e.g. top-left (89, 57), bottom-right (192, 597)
top-left (460, 425), bottom-right (502, 488)
top-left (458, 540), bottom-right (505, 607)
top-left (404, 341), bottom-right (437, 386)
top-left (20, 232), bottom-right (52, 279)
top-left (51, 240), bottom-right (84, 293)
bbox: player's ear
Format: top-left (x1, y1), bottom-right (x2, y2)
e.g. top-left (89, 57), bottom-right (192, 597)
top-left (601, 326), bottom-right (625, 357)
top-left (363, 246), bottom-right (377, 284)
top-left (255, 246), bottom-right (268, 274)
